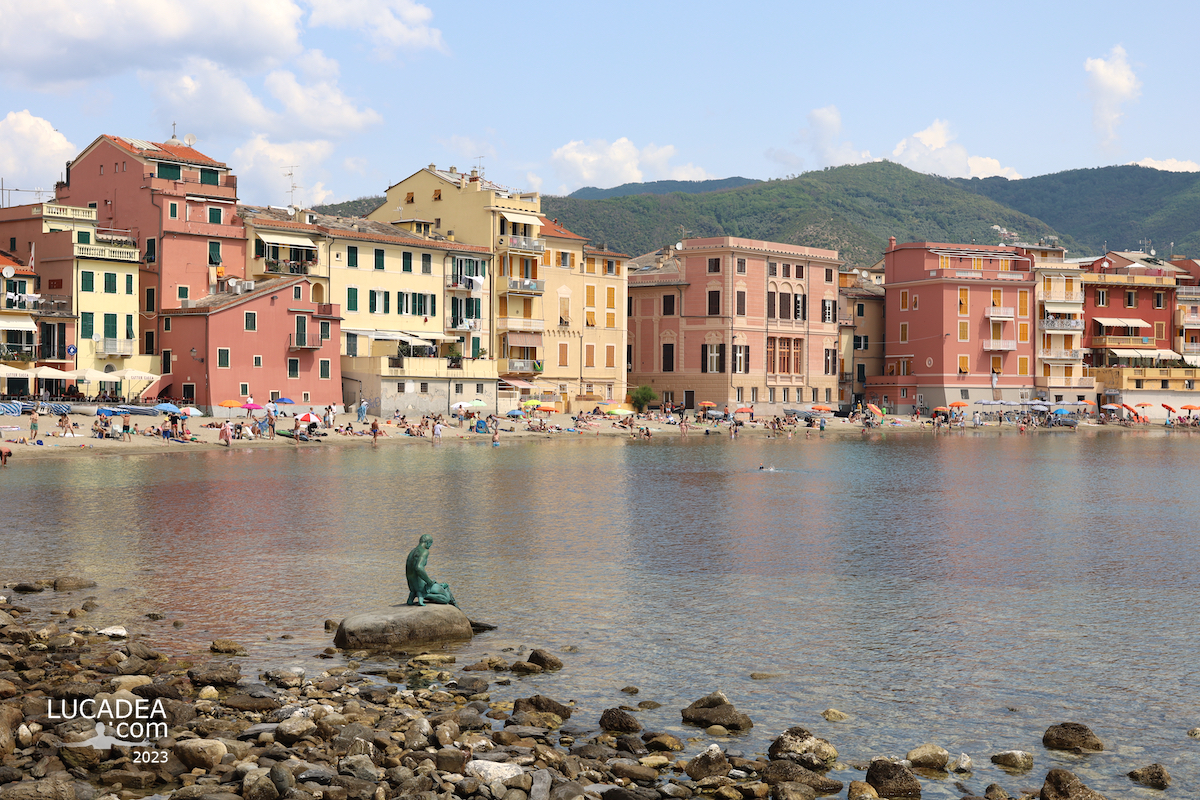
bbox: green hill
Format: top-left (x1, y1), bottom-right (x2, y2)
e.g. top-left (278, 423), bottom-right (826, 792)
top-left (952, 165), bottom-right (1200, 256)
top-left (313, 196), bottom-right (384, 218)
top-left (568, 176), bottom-right (759, 200)
top-left (544, 161), bottom-right (1077, 269)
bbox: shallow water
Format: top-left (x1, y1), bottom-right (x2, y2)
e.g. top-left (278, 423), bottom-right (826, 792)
top-left (3, 429), bottom-right (1198, 798)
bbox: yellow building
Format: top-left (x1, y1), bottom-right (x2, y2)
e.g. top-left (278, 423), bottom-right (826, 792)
top-left (837, 272), bottom-right (885, 409)
top-left (241, 206), bottom-right (500, 415)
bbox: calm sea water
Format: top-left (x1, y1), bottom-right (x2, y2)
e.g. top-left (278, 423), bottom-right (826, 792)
top-left (3, 430), bottom-right (1198, 798)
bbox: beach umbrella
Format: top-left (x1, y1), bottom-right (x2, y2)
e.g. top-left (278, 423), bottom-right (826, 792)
top-left (64, 367), bottom-right (109, 382)
top-left (1032, 404), bottom-right (1050, 412)
top-left (536, 405), bottom-right (557, 412)
top-left (241, 402), bottom-right (264, 410)
top-left (867, 403), bottom-right (883, 416)
top-left (181, 407), bottom-right (204, 417)
top-left (276, 398), bottom-right (295, 404)
top-left (154, 402), bottom-right (180, 413)
top-left (506, 409), bottom-right (524, 417)
top-left (1134, 402), bottom-right (1153, 408)
top-left (611, 409), bottom-right (634, 416)
top-left (522, 399), bottom-right (541, 407)
top-left (450, 401), bottom-right (471, 409)
top-left (810, 405), bottom-right (832, 412)
top-left (296, 412), bottom-right (321, 423)
top-left (1052, 408), bottom-right (1071, 415)
top-left (110, 368), bottom-right (160, 381)
top-left (29, 365), bottom-right (69, 378)
top-left (1181, 404), bottom-right (1200, 411)
top-left (933, 406), bottom-right (949, 412)
top-left (0, 364), bottom-right (31, 377)
top-left (1081, 400), bottom-right (1096, 406)
top-left (1163, 403), bottom-right (1177, 413)
top-left (1101, 404), bottom-right (1120, 410)
top-left (95, 407), bottom-right (120, 416)
top-left (469, 399), bottom-right (486, 407)
top-left (698, 400), bottom-right (717, 407)
top-left (949, 401), bottom-right (968, 408)
top-left (218, 399), bottom-right (242, 408)
top-left (735, 407), bottom-right (755, 413)
top-left (1121, 403), bottom-right (1136, 413)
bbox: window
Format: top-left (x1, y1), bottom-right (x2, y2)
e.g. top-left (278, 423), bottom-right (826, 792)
top-left (606, 286), bottom-right (616, 309)
top-left (853, 335), bottom-right (869, 350)
top-left (1095, 288), bottom-right (1107, 306)
top-left (81, 312), bottom-right (93, 339)
top-left (707, 290), bottom-right (720, 316)
top-left (145, 238), bottom-right (156, 264)
top-left (1155, 291), bottom-right (1165, 309)
top-left (288, 358), bottom-right (299, 378)
top-left (163, 317), bottom-right (171, 332)
top-left (796, 265), bottom-right (804, 279)
top-left (422, 253), bottom-right (432, 274)
top-left (912, 294), bottom-right (918, 310)
top-left (780, 292), bottom-right (791, 320)
top-left (825, 268), bottom-right (834, 283)
top-left (453, 383), bottom-right (464, 395)
top-left (244, 312), bottom-right (257, 331)
top-left (320, 359), bottom-right (331, 379)
top-left (958, 355), bottom-right (970, 374)
top-left (239, 383), bottom-right (249, 396)
top-left (1018, 289), bottom-right (1029, 316)
top-left (992, 288), bottom-right (1003, 307)
top-left (1156, 321), bottom-right (1166, 340)
top-left (704, 343), bottom-right (725, 373)
top-left (1125, 289), bottom-right (1137, 308)
top-left (958, 287), bottom-right (969, 314)
top-left (146, 287), bottom-right (155, 313)
top-left (1018, 356), bottom-right (1029, 375)
top-left (767, 292), bottom-right (776, 319)
top-left (606, 345), bottom-right (615, 368)
top-left (736, 258), bottom-right (746, 274)
top-left (900, 290), bottom-right (909, 311)
top-left (168, 202), bottom-right (178, 219)
top-left (768, 388), bottom-right (776, 403)
top-left (662, 342), bottom-right (674, 372)
top-left (81, 271), bottom-right (94, 292)
top-left (606, 312), bottom-right (615, 328)
top-left (320, 320), bottom-right (330, 340)
top-left (824, 348), bottom-right (836, 375)
top-left (585, 344), bottom-right (595, 368)
top-left (662, 294), bottom-right (675, 315)
top-left (157, 163), bottom-right (181, 180)
top-left (404, 192), bottom-right (414, 203)
top-left (103, 272), bottom-right (117, 293)
top-left (732, 344), bottom-right (749, 373)
top-left (177, 286), bottom-right (189, 300)
top-left (856, 363), bottom-right (866, 383)
top-left (736, 291), bottom-right (746, 316)
top-left (751, 387), bottom-right (758, 402)
top-left (208, 241), bottom-right (221, 266)
top-left (208, 207), bottom-right (221, 224)
top-left (293, 285), bottom-right (302, 301)
top-left (347, 287), bottom-right (358, 312)
top-left (796, 294), bottom-right (806, 321)
top-left (124, 314), bottom-right (134, 339)
top-left (374, 249), bottom-right (385, 270)
top-left (736, 387), bottom-right (743, 403)
top-left (1018, 322), bottom-right (1029, 342)
top-left (254, 355), bottom-right (263, 367)
top-left (419, 382), bottom-right (429, 393)
top-left (347, 245), bottom-right (358, 268)
top-left (402, 252), bottom-right (412, 272)
top-left (216, 348), bottom-right (230, 368)
top-left (200, 168), bottom-right (219, 186)
top-left (768, 262), bottom-right (777, 277)
top-left (707, 257), bottom-right (721, 273)
top-left (899, 322), bottom-right (909, 343)
top-left (782, 264), bottom-right (791, 278)
top-left (821, 299), bottom-right (835, 323)
top-left (958, 320), bottom-right (969, 341)
top-left (857, 302), bottom-right (864, 317)
top-left (558, 342), bottom-right (569, 367)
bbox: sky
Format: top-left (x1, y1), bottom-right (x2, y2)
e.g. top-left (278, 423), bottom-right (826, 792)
top-left (2, 0), bottom-right (1199, 209)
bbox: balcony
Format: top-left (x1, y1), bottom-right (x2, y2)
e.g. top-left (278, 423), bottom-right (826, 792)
top-left (256, 258), bottom-right (319, 277)
top-left (288, 333), bottom-right (322, 350)
top-left (500, 358), bottom-right (543, 375)
top-left (445, 275), bottom-right (483, 293)
top-left (75, 243), bottom-right (140, 262)
top-left (1092, 366), bottom-right (1199, 391)
top-left (985, 306), bottom-right (1015, 319)
top-left (0, 344), bottom-right (35, 363)
top-left (504, 277), bottom-right (545, 295)
top-left (1179, 312), bottom-right (1200, 326)
top-left (446, 318), bottom-right (481, 333)
top-left (1039, 290), bottom-right (1084, 302)
top-left (1035, 375), bottom-right (1096, 389)
top-left (357, 355), bottom-right (495, 380)
top-left (1093, 335), bottom-right (1154, 347)
top-left (94, 338), bottom-right (134, 357)
top-left (1178, 342), bottom-right (1200, 355)
top-left (1038, 348), bottom-right (1083, 361)
top-left (982, 339), bottom-right (1017, 351)
top-left (1040, 317), bottom-right (1084, 330)
top-left (1176, 285), bottom-right (1200, 299)
top-left (39, 342), bottom-right (69, 360)
top-left (144, 171), bottom-right (238, 196)
top-left (38, 204), bottom-right (96, 222)
top-left (837, 314), bottom-right (854, 326)
top-left (497, 316), bottom-right (545, 332)
top-left (500, 235), bottom-right (545, 254)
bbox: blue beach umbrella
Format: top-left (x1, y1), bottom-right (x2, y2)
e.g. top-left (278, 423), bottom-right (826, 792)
top-left (276, 398), bottom-right (295, 404)
top-left (506, 409), bottom-right (524, 417)
top-left (1052, 408), bottom-right (1070, 415)
top-left (154, 402), bottom-right (180, 413)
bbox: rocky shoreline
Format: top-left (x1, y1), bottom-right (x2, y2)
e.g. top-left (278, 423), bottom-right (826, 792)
top-left (0, 579), bottom-right (1180, 800)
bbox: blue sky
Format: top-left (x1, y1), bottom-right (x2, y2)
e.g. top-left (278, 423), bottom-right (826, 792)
top-left (1, 0), bottom-right (1197, 208)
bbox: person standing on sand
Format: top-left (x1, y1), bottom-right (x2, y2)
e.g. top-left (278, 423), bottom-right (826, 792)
top-left (244, 393), bottom-right (254, 417)
top-left (292, 416), bottom-right (301, 442)
top-left (370, 418), bottom-right (380, 447)
top-left (357, 398), bottom-right (368, 423)
top-left (433, 420), bottom-right (443, 442)
top-left (29, 409), bottom-right (38, 441)
top-left (0, 446), bottom-right (10, 465)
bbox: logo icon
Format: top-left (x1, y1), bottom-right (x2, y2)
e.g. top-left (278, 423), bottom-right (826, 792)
top-left (64, 722), bottom-right (149, 750)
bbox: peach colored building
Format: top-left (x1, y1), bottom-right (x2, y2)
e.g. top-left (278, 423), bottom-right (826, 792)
top-left (866, 239), bottom-right (1038, 413)
top-left (627, 237), bottom-right (842, 413)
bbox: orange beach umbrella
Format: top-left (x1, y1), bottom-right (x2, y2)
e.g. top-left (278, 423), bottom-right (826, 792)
top-left (734, 407), bottom-right (754, 413)
top-left (698, 401), bottom-right (717, 407)
top-left (867, 403), bottom-right (883, 416)
top-left (1081, 400), bottom-right (1096, 406)
top-left (218, 400), bottom-right (243, 408)
top-left (1163, 403), bottom-right (1177, 413)
top-left (948, 401), bottom-right (968, 407)
top-left (811, 405), bottom-right (833, 412)
top-left (1135, 402), bottom-right (1153, 408)
top-left (1182, 404), bottom-right (1200, 411)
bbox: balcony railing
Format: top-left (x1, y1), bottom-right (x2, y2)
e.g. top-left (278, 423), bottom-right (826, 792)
top-left (1093, 335), bottom-right (1153, 347)
top-left (1180, 313), bottom-right (1200, 325)
top-left (39, 204), bottom-right (97, 221)
top-left (1040, 317), bottom-right (1084, 330)
top-left (982, 339), bottom-right (1017, 351)
top-left (504, 358), bottom-right (543, 374)
top-left (1176, 285), bottom-right (1200, 299)
top-left (506, 278), bottom-right (545, 294)
top-left (498, 316), bottom-right (545, 332)
top-left (446, 275), bottom-right (484, 291)
top-left (1039, 290), bottom-right (1084, 302)
top-left (95, 338), bottom-right (134, 357)
top-left (0, 344), bottom-right (35, 362)
top-left (985, 306), bottom-right (1015, 319)
top-left (39, 343), bottom-right (68, 360)
top-left (1035, 374), bottom-right (1095, 388)
top-left (1038, 348), bottom-right (1082, 361)
top-left (144, 172), bottom-right (237, 189)
top-left (75, 244), bottom-right (140, 262)
top-left (263, 259), bottom-right (317, 275)
top-left (502, 235), bottom-right (545, 253)
top-left (288, 333), bottom-right (322, 350)
top-left (447, 318), bottom-right (481, 332)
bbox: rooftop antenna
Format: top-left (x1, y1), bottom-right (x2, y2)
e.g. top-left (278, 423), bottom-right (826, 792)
top-left (282, 166), bottom-right (302, 206)
top-left (474, 155), bottom-right (485, 176)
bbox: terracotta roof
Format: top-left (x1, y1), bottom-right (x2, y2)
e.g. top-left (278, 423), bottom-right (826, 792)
top-left (0, 251), bottom-right (34, 275)
top-left (161, 277), bottom-right (304, 315)
top-left (106, 135), bottom-right (227, 168)
top-left (240, 205), bottom-right (491, 255)
top-left (584, 246), bottom-right (630, 259)
top-left (538, 217), bottom-right (587, 241)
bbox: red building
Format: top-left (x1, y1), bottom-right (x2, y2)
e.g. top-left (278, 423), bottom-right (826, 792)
top-left (1079, 251), bottom-right (1179, 368)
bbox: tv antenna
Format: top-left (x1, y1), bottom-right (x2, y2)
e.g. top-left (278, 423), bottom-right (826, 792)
top-left (282, 166), bottom-right (303, 206)
top-left (183, 133), bottom-right (197, 147)
top-left (474, 155), bottom-right (485, 176)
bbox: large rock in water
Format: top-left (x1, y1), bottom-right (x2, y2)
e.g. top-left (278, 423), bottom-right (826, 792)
top-left (333, 605), bottom-right (473, 649)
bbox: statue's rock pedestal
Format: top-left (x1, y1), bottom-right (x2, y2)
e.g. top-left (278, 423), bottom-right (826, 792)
top-left (334, 605), bottom-right (473, 649)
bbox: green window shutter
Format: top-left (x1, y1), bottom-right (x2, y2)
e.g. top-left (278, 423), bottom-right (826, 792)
top-left (471, 336), bottom-right (480, 358)
top-left (146, 238), bottom-right (156, 263)
top-left (208, 241), bottom-right (221, 264)
top-left (402, 252), bottom-right (412, 272)
top-left (125, 315), bottom-right (134, 339)
top-left (81, 312), bottom-right (93, 339)
top-left (347, 287), bottom-right (358, 311)
top-left (255, 238), bottom-right (265, 258)
top-left (422, 253), bottom-right (431, 273)
top-left (218, 349), bottom-right (230, 368)
top-left (320, 320), bottom-right (330, 340)
top-left (81, 271), bottom-right (94, 292)
top-left (208, 207), bottom-right (221, 224)
top-left (104, 273), bottom-right (117, 293)
top-left (288, 359), bottom-right (299, 378)
top-left (78, 231), bottom-right (90, 245)
top-left (480, 261), bottom-right (486, 277)
top-left (430, 294), bottom-right (436, 316)
top-left (368, 290), bottom-right (377, 314)
top-left (200, 168), bottom-right (219, 186)
top-left (383, 291), bottom-right (390, 314)
top-left (347, 246), bottom-right (357, 267)
top-left (374, 249), bottom-right (384, 270)
top-left (103, 313), bottom-right (117, 339)
top-left (396, 292), bottom-right (403, 314)
top-left (320, 360), bottom-right (330, 379)
top-left (157, 163), bottom-right (181, 180)
top-left (125, 273), bottom-right (133, 294)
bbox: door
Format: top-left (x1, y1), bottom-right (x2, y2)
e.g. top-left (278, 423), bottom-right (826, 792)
top-left (295, 315), bottom-right (307, 347)
top-left (182, 384), bottom-right (195, 402)
top-left (684, 390), bottom-right (695, 410)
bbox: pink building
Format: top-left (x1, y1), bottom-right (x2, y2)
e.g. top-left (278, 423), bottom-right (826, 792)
top-left (627, 237), bottom-right (842, 412)
top-left (54, 135), bottom-right (246, 359)
top-left (158, 276), bottom-right (342, 411)
top-left (867, 239), bottom-right (1037, 413)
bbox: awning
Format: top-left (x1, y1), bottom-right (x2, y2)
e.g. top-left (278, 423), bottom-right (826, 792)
top-left (1042, 302), bottom-right (1080, 314)
top-left (0, 316), bottom-right (37, 333)
top-left (257, 231), bottom-right (317, 248)
top-left (507, 332), bottom-right (542, 348)
top-left (500, 211), bottom-right (542, 227)
top-left (1094, 316), bottom-right (1149, 328)
top-left (1105, 348), bottom-right (1143, 357)
top-left (1148, 349), bottom-right (1181, 359)
top-left (500, 378), bottom-right (538, 390)
top-left (420, 332), bottom-right (460, 342)
top-left (397, 333), bottom-right (433, 347)
top-left (1185, 355), bottom-right (1200, 367)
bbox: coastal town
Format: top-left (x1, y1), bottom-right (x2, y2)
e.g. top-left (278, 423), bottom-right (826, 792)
top-left (2, 135), bottom-right (1199, 434)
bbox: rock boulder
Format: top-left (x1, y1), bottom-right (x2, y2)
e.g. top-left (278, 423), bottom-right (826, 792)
top-left (1042, 723), bottom-right (1103, 753)
top-left (1039, 768), bottom-right (1107, 800)
top-left (864, 760), bottom-right (921, 798)
top-left (681, 691), bottom-right (753, 731)
top-left (333, 605), bottom-right (473, 649)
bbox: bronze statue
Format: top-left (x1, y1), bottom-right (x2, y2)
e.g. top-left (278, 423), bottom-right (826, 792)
top-left (405, 534), bottom-right (457, 606)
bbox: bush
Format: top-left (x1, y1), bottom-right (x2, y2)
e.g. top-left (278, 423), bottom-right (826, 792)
top-left (630, 385), bottom-right (657, 412)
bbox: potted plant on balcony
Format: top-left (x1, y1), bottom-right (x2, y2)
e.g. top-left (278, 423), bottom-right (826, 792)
top-left (473, 347), bottom-right (488, 359)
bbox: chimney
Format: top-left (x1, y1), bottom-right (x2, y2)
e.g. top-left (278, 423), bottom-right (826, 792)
top-left (428, 163), bottom-right (436, 170)
top-left (447, 231), bottom-right (455, 242)
top-left (470, 168), bottom-right (478, 180)
top-left (888, 235), bottom-right (897, 251)
top-left (449, 166), bottom-right (457, 174)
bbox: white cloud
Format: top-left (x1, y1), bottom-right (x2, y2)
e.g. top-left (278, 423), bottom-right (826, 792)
top-left (307, 0), bottom-right (445, 57)
top-left (263, 69), bottom-right (382, 136)
top-left (525, 172), bottom-right (544, 192)
top-left (1132, 157), bottom-right (1200, 172)
top-left (892, 119), bottom-right (1021, 179)
top-left (343, 156), bottom-right (368, 175)
top-left (230, 135), bottom-right (336, 206)
top-left (550, 138), bottom-right (711, 188)
top-left (0, 0), bottom-right (304, 88)
top-left (1085, 45), bottom-right (1141, 150)
top-left (439, 134), bottom-right (497, 161)
top-left (0, 111), bottom-right (77, 189)
top-left (142, 58), bottom-right (273, 139)
top-left (764, 147), bottom-right (805, 171)
top-left (803, 106), bottom-right (875, 167)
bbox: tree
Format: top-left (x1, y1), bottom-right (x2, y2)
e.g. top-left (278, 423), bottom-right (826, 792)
top-left (630, 385), bottom-right (658, 412)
